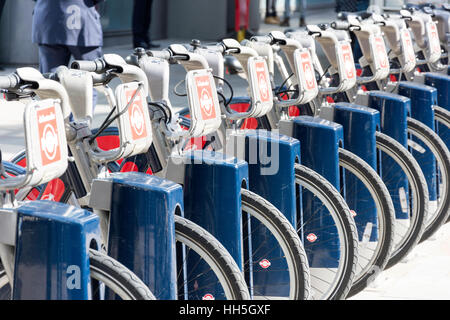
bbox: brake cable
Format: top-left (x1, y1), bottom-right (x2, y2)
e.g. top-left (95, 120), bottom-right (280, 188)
top-left (89, 82), bottom-right (143, 144)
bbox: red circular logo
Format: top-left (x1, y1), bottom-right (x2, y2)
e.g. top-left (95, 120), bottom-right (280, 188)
top-left (306, 233), bottom-right (317, 242)
top-left (259, 259), bottom-right (271, 269)
top-left (202, 294), bottom-right (215, 300)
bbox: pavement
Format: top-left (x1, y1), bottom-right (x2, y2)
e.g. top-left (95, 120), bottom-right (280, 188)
top-left (1, 8), bottom-right (450, 300)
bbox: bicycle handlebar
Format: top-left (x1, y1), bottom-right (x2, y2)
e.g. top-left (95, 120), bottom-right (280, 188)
top-left (147, 49), bottom-right (172, 60)
top-left (0, 74), bottom-right (20, 89)
top-left (251, 35), bottom-right (273, 44)
top-left (331, 21), bottom-right (350, 31)
top-left (71, 58), bottom-right (107, 72)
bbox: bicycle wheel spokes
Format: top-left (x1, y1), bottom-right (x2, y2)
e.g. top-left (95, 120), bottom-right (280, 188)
top-left (242, 212), bottom-right (292, 300)
top-left (295, 164), bottom-right (358, 300)
top-left (174, 215), bottom-right (250, 301)
top-left (338, 148), bottom-right (395, 296)
top-left (240, 189), bottom-right (310, 300)
top-left (375, 132), bottom-right (428, 267)
top-left (176, 242), bottom-right (227, 300)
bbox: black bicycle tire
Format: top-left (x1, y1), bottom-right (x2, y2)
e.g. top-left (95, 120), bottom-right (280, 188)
top-left (338, 148), bottom-right (395, 297)
top-left (174, 215), bottom-right (251, 300)
top-left (434, 106), bottom-right (450, 223)
top-left (407, 117), bottom-right (450, 241)
top-left (241, 188), bottom-right (311, 300)
top-left (375, 131), bottom-right (429, 268)
top-left (294, 164), bottom-right (358, 300)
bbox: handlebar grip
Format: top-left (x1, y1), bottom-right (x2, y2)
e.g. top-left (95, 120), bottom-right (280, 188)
top-left (0, 74), bottom-right (19, 89)
top-left (71, 59), bottom-right (106, 72)
top-left (250, 35), bottom-right (273, 44)
top-left (331, 21), bottom-right (350, 30)
top-left (147, 50), bottom-right (172, 60)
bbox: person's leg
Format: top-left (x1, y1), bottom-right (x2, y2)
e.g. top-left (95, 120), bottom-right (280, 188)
top-left (284, 0), bottom-right (290, 19)
top-left (132, 0), bottom-right (152, 47)
top-left (265, 0), bottom-right (279, 24)
top-left (38, 44), bottom-right (71, 74)
top-left (272, 0), bottom-right (278, 17)
top-left (280, 0), bottom-right (290, 26)
top-left (266, 0), bottom-right (271, 17)
top-left (298, 0), bottom-right (306, 26)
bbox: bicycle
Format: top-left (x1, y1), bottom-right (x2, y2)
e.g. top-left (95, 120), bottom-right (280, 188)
top-left (0, 59), bottom-right (250, 300)
top-left (0, 70), bottom-right (154, 299)
top-left (332, 10), bottom-right (450, 244)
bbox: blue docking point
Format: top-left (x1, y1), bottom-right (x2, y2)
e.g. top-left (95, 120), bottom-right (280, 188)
top-left (424, 72), bottom-right (450, 152)
top-left (90, 172), bottom-right (182, 300)
top-left (280, 116), bottom-right (343, 268)
top-left (368, 91), bottom-right (411, 220)
top-left (334, 103), bottom-right (380, 241)
top-left (13, 201), bottom-right (101, 300)
top-left (398, 82), bottom-right (438, 204)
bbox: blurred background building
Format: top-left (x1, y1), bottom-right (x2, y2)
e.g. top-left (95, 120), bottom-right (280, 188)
top-left (0, 0), bottom-right (447, 65)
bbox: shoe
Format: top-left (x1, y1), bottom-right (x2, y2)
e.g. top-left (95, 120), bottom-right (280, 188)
top-left (280, 18), bottom-right (290, 27)
top-left (299, 17), bottom-right (306, 27)
top-left (264, 16), bottom-right (279, 25)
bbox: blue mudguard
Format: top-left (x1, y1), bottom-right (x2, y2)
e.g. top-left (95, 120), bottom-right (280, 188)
top-left (398, 82), bottom-right (438, 204)
top-left (280, 115), bottom-right (343, 268)
top-left (90, 172), bottom-right (181, 300)
top-left (13, 201), bottom-right (101, 299)
top-left (242, 129), bottom-right (300, 297)
top-left (334, 103), bottom-right (380, 241)
top-left (182, 150), bottom-right (248, 299)
top-left (424, 73), bottom-right (450, 151)
top-left (368, 91), bottom-right (411, 220)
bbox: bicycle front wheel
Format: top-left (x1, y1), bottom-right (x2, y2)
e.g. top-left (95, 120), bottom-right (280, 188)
top-left (338, 148), bottom-right (395, 297)
top-left (295, 164), bottom-right (358, 300)
top-left (175, 215), bottom-right (251, 300)
top-left (241, 188), bottom-right (311, 300)
top-left (407, 118), bottom-right (450, 241)
top-left (434, 106), bottom-right (450, 224)
top-left (375, 132), bottom-right (429, 268)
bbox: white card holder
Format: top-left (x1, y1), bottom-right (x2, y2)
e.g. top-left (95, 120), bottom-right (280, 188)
top-left (24, 99), bottom-right (68, 187)
top-left (336, 41), bottom-right (357, 91)
top-left (185, 69), bottom-right (222, 138)
top-left (246, 56), bottom-right (273, 118)
top-left (293, 49), bottom-right (319, 104)
top-left (400, 29), bottom-right (417, 72)
top-left (426, 21), bottom-right (442, 63)
top-left (114, 81), bottom-right (152, 159)
top-left (370, 35), bottom-right (390, 80)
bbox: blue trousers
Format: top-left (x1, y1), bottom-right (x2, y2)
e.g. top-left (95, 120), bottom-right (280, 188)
top-left (284, 0), bottom-right (306, 19)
